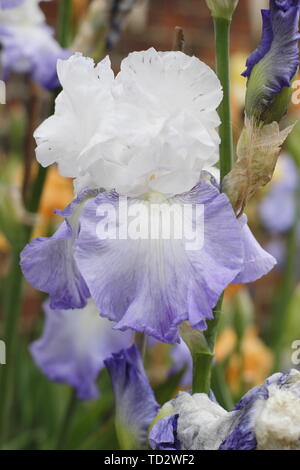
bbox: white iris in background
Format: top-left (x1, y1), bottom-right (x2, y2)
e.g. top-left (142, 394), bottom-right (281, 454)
top-left (34, 48), bottom-right (222, 197)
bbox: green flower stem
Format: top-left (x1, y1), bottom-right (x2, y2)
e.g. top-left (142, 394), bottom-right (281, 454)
top-left (192, 16), bottom-right (233, 394)
top-left (58, 0), bottom-right (73, 48)
top-left (192, 352), bottom-right (214, 395)
top-left (55, 390), bottom-right (78, 450)
top-left (192, 296), bottom-right (223, 394)
top-left (214, 17), bottom-right (234, 182)
top-left (211, 362), bottom-right (234, 410)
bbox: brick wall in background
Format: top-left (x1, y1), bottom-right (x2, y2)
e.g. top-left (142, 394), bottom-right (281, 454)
top-left (113, 0), bottom-right (252, 70)
top-left (43, 0), bottom-right (257, 71)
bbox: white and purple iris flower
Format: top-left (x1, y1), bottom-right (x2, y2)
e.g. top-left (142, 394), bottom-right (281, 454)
top-left (31, 299), bottom-right (132, 400)
top-left (0, 0), bottom-right (71, 90)
top-left (105, 345), bottom-right (159, 449)
top-left (243, 0), bottom-right (300, 122)
top-left (150, 369), bottom-right (300, 450)
top-left (20, 49), bottom-right (276, 344)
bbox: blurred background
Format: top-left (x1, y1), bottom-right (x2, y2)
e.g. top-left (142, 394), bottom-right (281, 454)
top-left (0, 0), bottom-right (300, 450)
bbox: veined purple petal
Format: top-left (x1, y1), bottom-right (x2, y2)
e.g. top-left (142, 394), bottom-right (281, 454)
top-left (105, 345), bottom-right (159, 449)
top-left (219, 384), bottom-right (269, 450)
top-left (20, 192), bottom-right (97, 310)
top-left (149, 414), bottom-right (180, 450)
top-left (74, 183), bottom-right (244, 343)
top-left (30, 300), bottom-right (132, 400)
top-left (202, 170), bottom-right (276, 282)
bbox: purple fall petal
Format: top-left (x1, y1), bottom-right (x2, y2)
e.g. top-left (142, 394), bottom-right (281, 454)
top-left (20, 194), bottom-right (93, 310)
top-left (233, 215), bottom-right (276, 284)
top-left (74, 183), bottom-right (244, 343)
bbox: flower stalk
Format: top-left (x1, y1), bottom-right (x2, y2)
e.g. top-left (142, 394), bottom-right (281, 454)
top-left (191, 14), bottom-right (234, 394)
top-left (55, 390), bottom-right (78, 450)
top-left (215, 17), bottom-right (234, 182)
top-left (58, 0), bottom-right (73, 48)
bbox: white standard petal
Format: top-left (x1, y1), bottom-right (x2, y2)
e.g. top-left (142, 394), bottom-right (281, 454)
top-left (78, 48), bottom-right (223, 196)
top-left (34, 48), bottom-right (222, 196)
top-left (102, 48), bottom-right (223, 196)
top-left (34, 53), bottom-right (115, 177)
top-left (117, 48), bottom-right (222, 113)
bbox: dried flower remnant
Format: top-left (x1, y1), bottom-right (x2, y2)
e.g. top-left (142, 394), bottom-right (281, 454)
top-left (223, 118), bottom-right (294, 215)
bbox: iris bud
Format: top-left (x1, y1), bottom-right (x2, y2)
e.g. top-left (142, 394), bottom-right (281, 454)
top-left (243, 1), bottom-right (300, 124)
top-left (205, 0), bottom-right (239, 20)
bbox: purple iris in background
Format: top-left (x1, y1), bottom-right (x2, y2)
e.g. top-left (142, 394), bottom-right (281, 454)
top-left (150, 369), bottom-right (300, 450)
top-left (259, 154), bottom-right (299, 234)
top-left (259, 154), bottom-right (300, 268)
top-left (0, 0), bottom-right (25, 8)
top-left (31, 299), bottom-right (132, 400)
top-left (105, 345), bottom-right (159, 449)
top-left (243, 0), bottom-right (300, 122)
top-left (0, 0), bottom-right (71, 90)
